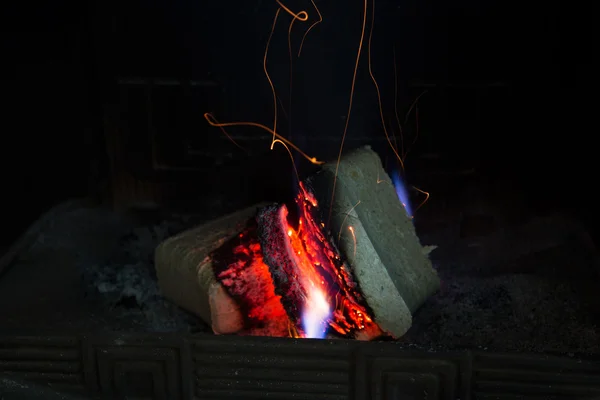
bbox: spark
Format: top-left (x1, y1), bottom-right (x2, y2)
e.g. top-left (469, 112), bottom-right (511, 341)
top-left (392, 45), bottom-right (404, 161)
top-left (272, 138), bottom-right (302, 186)
top-left (338, 200), bottom-right (361, 242)
top-left (412, 185), bottom-right (430, 212)
top-left (276, 0), bottom-right (309, 21)
top-left (203, 113), bottom-right (324, 165)
top-left (328, 0), bottom-right (368, 229)
top-left (298, 0), bottom-right (323, 57)
top-left (203, 114), bottom-right (248, 153)
top-left (366, 0), bottom-right (404, 172)
top-left (286, 6), bottom-right (301, 149)
top-left (204, 1), bottom-right (323, 172)
top-left (264, 9), bottom-right (281, 149)
top-left (348, 226), bottom-right (357, 258)
top-left (365, 0), bottom-right (430, 215)
top-left (278, 1), bottom-right (314, 146)
top-left (402, 91), bottom-right (427, 161)
top-left (376, 169), bottom-right (390, 184)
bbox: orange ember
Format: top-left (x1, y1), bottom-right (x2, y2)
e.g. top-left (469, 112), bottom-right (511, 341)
top-left (288, 182), bottom-right (382, 338)
top-left (212, 225), bottom-right (290, 337)
top-left (212, 184), bottom-right (382, 339)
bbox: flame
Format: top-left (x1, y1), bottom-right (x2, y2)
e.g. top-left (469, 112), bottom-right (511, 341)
top-left (204, 0), bottom-right (430, 228)
top-left (213, 181), bottom-right (383, 340)
top-left (281, 205), bottom-right (331, 339)
top-left (212, 227), bottom-right (291, 337)
top-left (282, 183), bottom-right (381, 339)
top-left (208, 0), bottom-right (428, 340)
top-left (390, 169), bottom-right (412, 218)
top-left (302, 282), bottom-right (331, 339)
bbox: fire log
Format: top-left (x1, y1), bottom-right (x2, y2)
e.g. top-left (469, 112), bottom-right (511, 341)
top-left (306, 145), bottom-right (440, 338)
top-left (255, 188), bottom-right (386, 340)
top-left (155, 205), bottom-right (267, 334)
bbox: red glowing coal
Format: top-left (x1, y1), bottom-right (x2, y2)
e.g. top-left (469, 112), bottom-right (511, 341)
top-left (211, 183), bottom-right (383, 339)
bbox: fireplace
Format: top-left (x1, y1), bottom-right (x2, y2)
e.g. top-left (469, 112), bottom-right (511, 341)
top-left (1, 0), bottom-right (599, 397)
top-left (2, 141), bottom-right (600, 398)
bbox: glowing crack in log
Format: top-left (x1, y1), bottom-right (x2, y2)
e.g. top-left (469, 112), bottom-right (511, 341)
top-left (210, 220), bottom-right (290, 337)
top-left (256, 183), bottom-right (382, 339)
top-left (154, 205), bottom-right (273, 335)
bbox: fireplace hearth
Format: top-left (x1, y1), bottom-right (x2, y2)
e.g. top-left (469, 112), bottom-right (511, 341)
top-left (1, 333), bottom-right (600, 399)
top-left (1, 145), bottom-right (599, 399)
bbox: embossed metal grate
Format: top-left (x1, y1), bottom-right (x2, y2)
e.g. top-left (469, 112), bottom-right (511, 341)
top-left (1, 333), bottom-right (600, 399)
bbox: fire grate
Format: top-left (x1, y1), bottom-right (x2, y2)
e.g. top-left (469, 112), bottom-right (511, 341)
top-left (1, 333), bottom-right (600, 400)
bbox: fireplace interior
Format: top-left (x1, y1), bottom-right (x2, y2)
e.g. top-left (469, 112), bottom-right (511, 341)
top-left (1, 0), bottom-right (597, 398)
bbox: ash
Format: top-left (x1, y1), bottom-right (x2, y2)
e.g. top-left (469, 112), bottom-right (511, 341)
top-left (81, 218), bottom-right (199, 332)
top-left (404, 180), bottom-right (600, 355)
top-left (1, 198), bottom-right (244, 333)
top-left (407, 273), bottom-right (599, 354)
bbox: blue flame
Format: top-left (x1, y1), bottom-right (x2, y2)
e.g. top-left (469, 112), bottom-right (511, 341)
top-left (302, 313), bottom-right (328, 339)
top-left (390, 169), bottom-right (412, 218)
top-left (301, 287), bottom-right (330, 339)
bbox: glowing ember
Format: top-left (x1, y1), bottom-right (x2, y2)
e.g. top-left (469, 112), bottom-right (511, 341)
top-left (211, 183), bottom-right (383, 339)
top-left (210, 223), bottom-right (290, 337)
top-left (257, 182), bottom-right (383, 339)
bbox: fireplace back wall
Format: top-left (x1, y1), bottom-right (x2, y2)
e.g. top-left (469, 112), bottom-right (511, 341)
top-left (89, 0), bottom-right (595, 227)
top-left (1, 0), bottom-right (595, 248)
top-left (93, 0), bottom-right (513, 208)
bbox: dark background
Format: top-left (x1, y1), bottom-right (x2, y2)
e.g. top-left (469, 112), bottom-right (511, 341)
top-left (0, 0), bottom-right (594, 247)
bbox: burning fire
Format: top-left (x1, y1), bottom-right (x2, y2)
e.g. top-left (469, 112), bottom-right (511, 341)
top-left (284, 216), bottom-right (331, 338)
top-left (205, 0), bottom-right (432, 340)
top-left (302, 285), bottom-right (330, 339)
top-left (391, 169), bottom-right (412, 218)
top-left (212, 183), bottom-right (382, 340)
top-left (284, 182), bottom-right (381, 339)
top-left (212, 226), bottom-right (291, 338)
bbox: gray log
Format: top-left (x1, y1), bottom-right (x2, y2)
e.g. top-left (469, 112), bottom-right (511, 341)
top-left (306, 146), bottom-right (440, 337)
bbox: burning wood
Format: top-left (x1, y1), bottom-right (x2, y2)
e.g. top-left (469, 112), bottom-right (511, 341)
top-left (154, 205), bottom-right (274, 335)
top-left (256, 184), bottom-right (382, 339)
top-left (155, 146), bottom-right (439, 340)
top-left (209, 218), bottom-right (290, 337)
